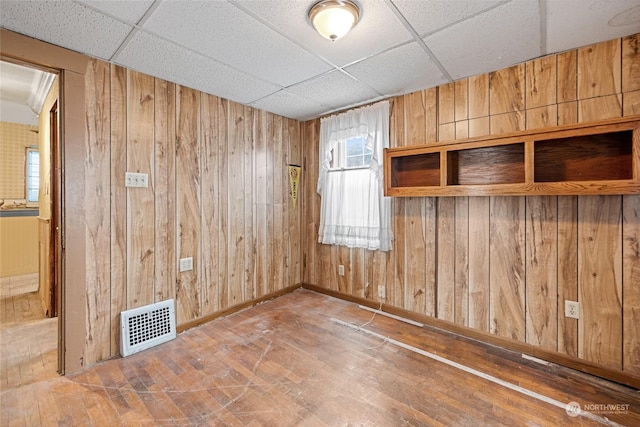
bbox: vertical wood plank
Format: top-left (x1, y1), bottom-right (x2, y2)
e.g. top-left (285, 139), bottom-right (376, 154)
top-left (364, 250), bottom-right (374, 300)
top-left (244, 106), bottom-right (255, 300)
top-left (558, 196), bottom-right (578, 357)
top-left (623, 195), bottom-right (640, 374)
top-left (525, 196), bottom-right (558, 351)
top-left (439, 123), bottom-right (455, 141)
top-left (468, 197), bottom-right (490, 332)
top-left (391, 96), bottom-right (405, 306)
top-left (227, 101), bottom-right (245, 306)
top-left (84, 59), bottom-right (111, 361)
top-left (175, 86), bottom-right (201, 322)
top-left (557, 50), bottom-right (578, 103)
top-left (337, 246), bottom-right (350, 294)
top-left (201, 93), bottom-right (220, 314)
top-left (217, 98), bottom-right (229, 309)
top-left (287, 118), bottom-right (302, 286)
top-left (578, 39), bottom-right (621, 99)
top-left (490, 112), bottom-right (525, 134)
top-left (281, 113), bottom-right (290, 292)
top-left (526, 56), bottom-right (556, 109)
top-left (468, 74), bottom-right (489, 119)
top-left (438, 82), bottom-right (455, 124)
top-left (622, 34), bottom-right (640, 93)
top-left (126, 69), bottom-right (155, 308)
top-left (454, 197), bottom-right (469, 326)
top-left (352, 248), bottom-right (365, 299)
top-left (526, 105), bottom-right (558, 129)
top-left (404, 91), bottom-right (427, 145)
top-left (489, 64), bottom-right (525, 115)
top-left (578, 95), bottom-right (622, 122)
top-left (392, 199), bottom-right (405, 307)
top-left (154, 78), bottom-right (173, 303)
top-left (437, 198), bottom-right (455, 321)
top-left (490, 197), bottom-right (525, 341)
top-left (109, 64), bottom-right (127, 354)
top-left (425, 88), bottom-right (438, 143)
top-left (454, 79), bottom-right (468, 121)
top-left (303, 120), bottom-right (320, 286)
top-left (424, 197), bottom-right (437, 317)
top-left (468, 117), bottom-right (490, 138)
top-left (455, 120), bottom-right (469, 139)
top-left (255, 110), bottom-right (268, 298)
top-left (269, 114), bottom-right (285, 294)
top-left (404, 198), bottom-right (426, 313)
top-left (623, 90), bottom-right (640, 116)
top-left (578, 196), bottom-right (622, 369)
top-left (166, 82), bottom-right (177, 308)
top-left (557, 102), bottom-right (578, 126)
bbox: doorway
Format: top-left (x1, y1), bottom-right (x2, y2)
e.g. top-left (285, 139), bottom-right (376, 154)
top-left (0, 59), bottom-right (60, 386)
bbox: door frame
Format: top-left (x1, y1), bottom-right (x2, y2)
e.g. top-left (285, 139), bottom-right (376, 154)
top-left (1, 29), bottom-right (89, 374)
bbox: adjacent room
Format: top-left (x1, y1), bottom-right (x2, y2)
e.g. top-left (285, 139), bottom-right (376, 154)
top-left (1, 0), bottom-right (639, 425)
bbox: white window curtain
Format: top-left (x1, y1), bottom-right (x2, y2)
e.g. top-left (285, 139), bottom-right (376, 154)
top-left (317, 101), bottom-right (393, 251)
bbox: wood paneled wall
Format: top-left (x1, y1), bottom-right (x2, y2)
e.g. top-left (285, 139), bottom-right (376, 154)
top-left (302, 34), bottom-right (640, 375)
top-left (84, 60), bottom-right (301, 364)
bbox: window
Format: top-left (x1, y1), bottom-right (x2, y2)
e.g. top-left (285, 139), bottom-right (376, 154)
top-left (317, 101), bottom-right (393, 251)
top-left (346, 136), bottom-right (373, 168)
top-left (330, 135), bottom-right (373, 169)
top-left (26, 147), bottom-right (39, 202)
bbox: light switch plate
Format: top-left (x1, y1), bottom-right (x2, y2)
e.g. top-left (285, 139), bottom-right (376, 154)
top-left (125, 172), bottom-right (148, 188)
top-left (179, 257), bottom-right (193, 272)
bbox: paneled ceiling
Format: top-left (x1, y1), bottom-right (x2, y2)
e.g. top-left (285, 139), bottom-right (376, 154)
top-left (1, 0), bottom-right (639, 121)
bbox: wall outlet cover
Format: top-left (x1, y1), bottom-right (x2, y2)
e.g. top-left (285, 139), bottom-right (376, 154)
top-left (564, 300), bottom-right (580, 319)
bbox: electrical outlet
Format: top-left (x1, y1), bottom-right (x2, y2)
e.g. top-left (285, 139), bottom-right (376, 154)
top-left (179, 257), bottom-right (193, 272)
top-left (338, 265), bottom-right (345, 276)
top-left (565, 300), bottom-right (580, 319)
top-left (125, 172), bottom-right (149, 188)
top-left (378, 286), bottom-right (386, 299)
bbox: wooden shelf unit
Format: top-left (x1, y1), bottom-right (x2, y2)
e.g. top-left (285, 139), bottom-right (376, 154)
top-left (384, 116), bottom-right (640, 197)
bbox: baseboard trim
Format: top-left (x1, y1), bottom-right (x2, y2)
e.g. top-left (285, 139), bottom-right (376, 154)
top-left (302, 283), bottom-right (639, 390)
top-left (177, 284), bottom-right (302, 333)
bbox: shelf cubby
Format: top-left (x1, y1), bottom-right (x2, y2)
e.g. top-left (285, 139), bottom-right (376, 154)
top-left (534, 131), bottom-right (633, 182)
top-left (447, 143), bottom-right (525, 186)
top-left (384, 116), bottom-right (640, 197)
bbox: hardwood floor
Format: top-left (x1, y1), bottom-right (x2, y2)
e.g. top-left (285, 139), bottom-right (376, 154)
top-left (1, 289), bottom-right (638, 426)
top-left (0, 274), bottom-right (58, 390)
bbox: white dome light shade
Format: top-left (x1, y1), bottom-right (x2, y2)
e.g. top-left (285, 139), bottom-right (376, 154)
top-left (309, 0), bottom-right (360, 41)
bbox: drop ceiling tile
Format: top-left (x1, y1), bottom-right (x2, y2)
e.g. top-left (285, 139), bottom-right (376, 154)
top-left (140, 1), bottom-right (331, 87)
top-left (392, 0), bottom-right (504, 36)
top-left (287, 70), bottom-right (381, 110)
top-left (113, 31), bottom-right (281, 106)
top-left (236, 0), bottom-right (412, 68)
top-left (546, 0), bottom-right (640, 54)
top-left (76, 0), bottom-right (154, 24)
top-left (250, 90), bottom-right (329, 121)
top-left (425, 0), bottom-right (541, 81)
top-left (345, 42), bottom-right (447, 96)
top-left (0, 0), bottom-right (133, 60)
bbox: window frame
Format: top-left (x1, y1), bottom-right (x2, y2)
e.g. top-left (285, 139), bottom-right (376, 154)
top-left (25, 146), bottom-right (39, 203)
top-left (329, 135), bottom-right (373, 171)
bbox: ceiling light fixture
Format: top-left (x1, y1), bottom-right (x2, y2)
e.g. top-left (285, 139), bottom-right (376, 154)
top-left (308, 0), bottom-right (360, 41)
